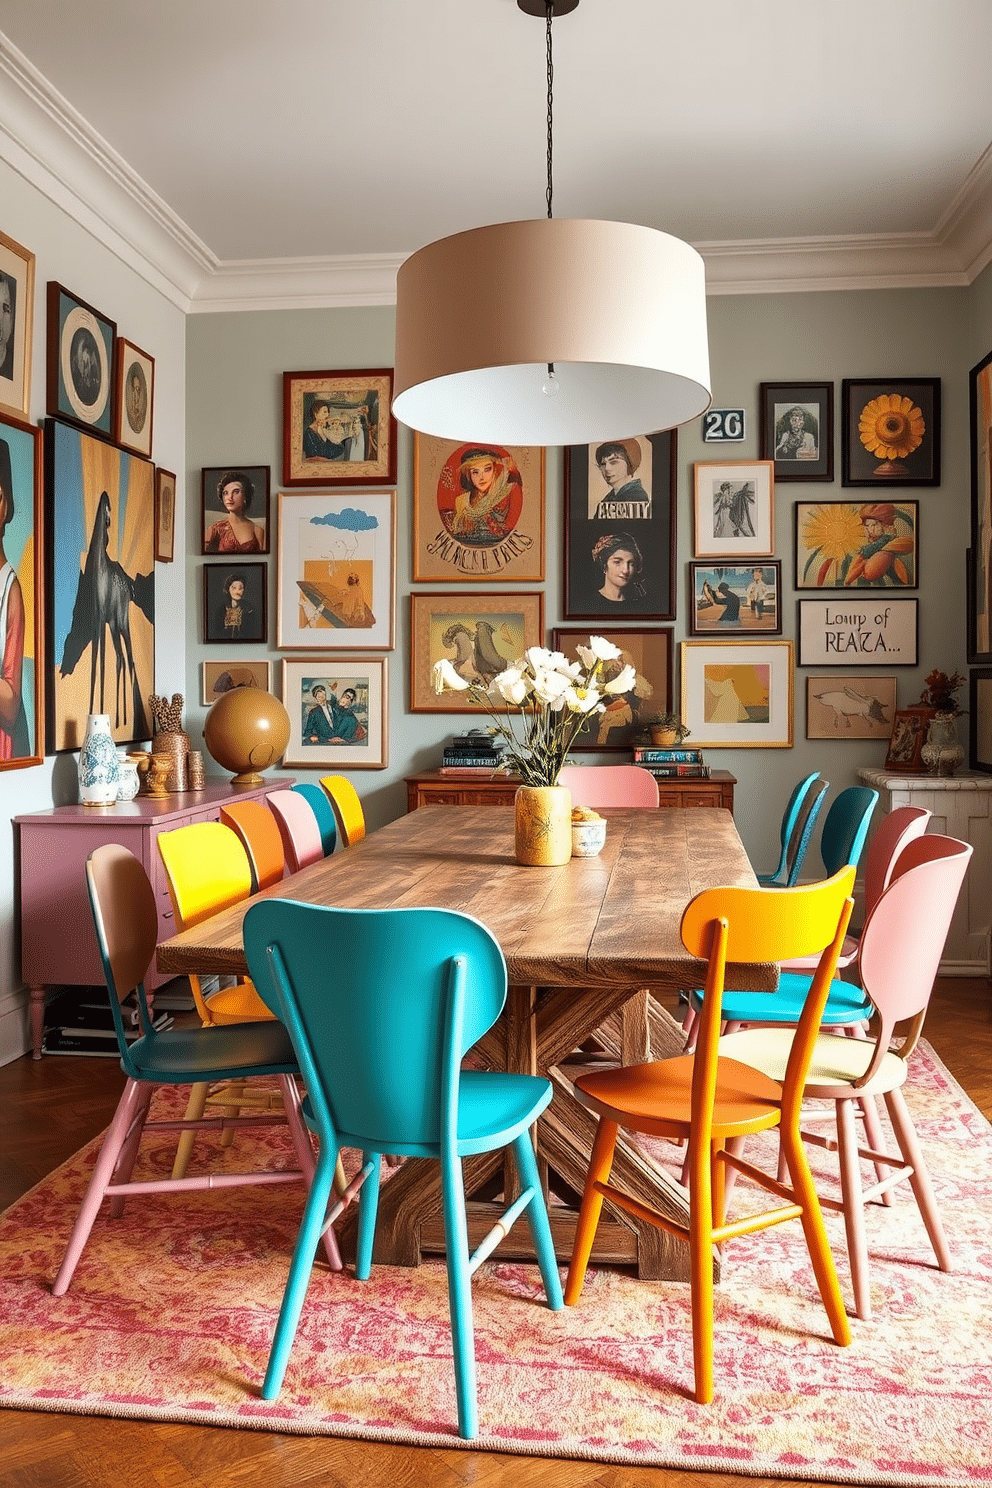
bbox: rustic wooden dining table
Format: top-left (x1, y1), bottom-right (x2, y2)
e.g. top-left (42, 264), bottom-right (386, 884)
top-left (156, 804), bottom-right (776, 1281)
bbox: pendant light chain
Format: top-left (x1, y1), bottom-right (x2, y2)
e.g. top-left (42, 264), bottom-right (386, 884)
top-left (545, 1), bottom-right (554, 220)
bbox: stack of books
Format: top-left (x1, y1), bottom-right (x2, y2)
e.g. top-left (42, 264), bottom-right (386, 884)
top-left (42, 987), bottom-right (172, 1057)
top-left (440, 730), bottom-right (507, 776)
top-left (632, 746), bottom-right (710, 779)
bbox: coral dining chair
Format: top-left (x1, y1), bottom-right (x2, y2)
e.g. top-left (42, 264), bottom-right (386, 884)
top-left (242, 899), bottom-right (563, 1440)
top-left (219, 798), bottom-right (286, 890)
top-left (52, 844), bottom-right (340, 1297)
top-left (266, 788), bottom-right (325, 874)
top-left (291, 781), bottom-right (337, 855)
top-left (557, 764), bottom-right (660, 807)
top-left (319, 774), bottom-right (365, 846)
top-left (564, 867), bottom-right (856, 1404)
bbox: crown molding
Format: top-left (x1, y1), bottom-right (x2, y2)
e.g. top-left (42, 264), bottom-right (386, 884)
top-left (188, 255), bottom-right (403, 314)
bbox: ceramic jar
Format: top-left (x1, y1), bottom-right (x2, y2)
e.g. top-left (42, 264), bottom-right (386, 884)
top-left (571, 817), bottom-right (607, 858)
top-left (115, 749), bottom-right (141, 802)
top-left (514, 784), bottom-right (572, 866)
top-left (921, 712), bottom-right (965, 777)
top-left (78, 714), bottom-right (119, 806)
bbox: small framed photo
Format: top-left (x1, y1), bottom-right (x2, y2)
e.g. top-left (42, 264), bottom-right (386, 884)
top-left (564, 432), bottom-right (676, 619)
top-left (282, 368), bottom-right (396, 487)
top-left (201, 659), bottom-right (272, 706)
top-left (693, 460), bottom-right (774, 558)
top-left (884, 707), bottom-right (934, 772)
top-left (203, 561), bottom-right (267, 645)
top-left (969, 667), bottom-right (992, 774)
top-left (551, 627), bottom-right (673, 751)
top-left (46, 282), bottom-right (116, 440)
top-left (276, 488), bottom-right (395, 649)
top-left (154, 467), bottom-right (176, 563)
top-left (797, 597), bottom-right (918, 667)
top-left (842, 378), bottom-right (941, 487)
top-left (806, 675), bottom-right (897, 740)
top-left (795, 499), bottom-right (917, 589)
top-left (201, 465), bottom-right (270, 554)
top-left (688, 562), bottom-right (781, 635)
top-left (114, 338), bottom-right (154, 457)
top-left (410, 591), bottom-right (544, 713)
top-left (680, 639), bottom-right (794, 748)
top-left (281, 656), bottom-right (388, 769)
top-left (760, 382), bottom-right (833, 482)
top-left (413, 436), bottom-right (545, 582)
top-left (0, 229), bottom-right (35, 420)
top-left (0, 409), bottom-right (44, 770)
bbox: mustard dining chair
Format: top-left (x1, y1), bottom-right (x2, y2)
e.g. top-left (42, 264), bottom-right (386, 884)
top-left (219, 798), bottom-right (286, 890)
top-left (266, 788), bottom-right (324, 875)
top-left (564, 867), bottom-right (856, 1405)
top-left (319, 775), bottom-right (365, 846)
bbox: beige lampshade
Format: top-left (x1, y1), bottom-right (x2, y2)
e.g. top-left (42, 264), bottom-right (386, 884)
top-left (393, 217), bottom-right (711, 446)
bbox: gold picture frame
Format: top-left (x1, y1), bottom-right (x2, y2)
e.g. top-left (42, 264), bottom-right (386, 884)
top-left (409, 591), bottom-right (544, 713)
top-left (413, 435), bottom-right (544, 582)
top-left (680, 639), bottom-right (794, 747)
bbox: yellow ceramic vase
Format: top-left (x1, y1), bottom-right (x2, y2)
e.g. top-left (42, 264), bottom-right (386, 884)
top-left (514, 784), bottom-right (572, 866)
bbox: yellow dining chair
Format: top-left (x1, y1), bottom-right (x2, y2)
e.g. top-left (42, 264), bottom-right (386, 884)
top-left (319, 775), bottom-right (365, 846)
top-left (564, 867), bottom-right (856, 1404)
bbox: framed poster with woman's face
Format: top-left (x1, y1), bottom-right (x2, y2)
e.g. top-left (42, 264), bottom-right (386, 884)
top-left (201, 466), bottom-right (270, 554)
top-left (564, 431), bottom-right (676, 620)
top-left (413, 436), bottom-right (544, 581)
top-left (202, 562), bottom-right (267, 644)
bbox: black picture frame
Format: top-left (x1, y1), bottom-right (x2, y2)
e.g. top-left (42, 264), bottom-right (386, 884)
top-left (688, 561), bottom-right (782, 635)
top-left (551, 626), bottom-right (673, 751)
top-left (796, 597), bottom-right (918, 667)
top-left (967, 351), bottom-right (992, 663)
top-left (564, 431), bottom-right (676, 620)
top-left (841, 378), bottom-right (941, 487)
top-left (760, 381), bottom-right (833, 482)
top-left (46, 282), bottom-right (117, 441)
top-left (203, 561), bottom-right (268, 645)
top-left (969, 667), bottom-right (992, 774)
top-left (794, 499), bottom-right (918, 590)
top-left (201, 465), bottom-right (271, 555)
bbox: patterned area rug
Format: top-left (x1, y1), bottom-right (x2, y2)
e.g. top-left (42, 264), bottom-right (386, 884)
top-left (2, 1042), bottom-right (991, 1485)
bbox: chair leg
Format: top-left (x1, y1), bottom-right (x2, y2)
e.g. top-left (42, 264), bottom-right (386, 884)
top-left (106, 1082), bottom-right (155, 1217)
top-left (217, 1078), bottom-right (246, 1147)
top-left (857, 1093), bottom-right (895, 1207)
top-left (441, 1149), bottom-right (478, 1440)
top-left (261, 1155), bottom-right (338, 1400)
top-left (171, 1082), bottom-right (209, 1180)
top-left (355, 1152), bottom-right (382, 1280)
top-left (884, 1087), bottom-right (952, 1272)
top-left (687, 1133), bottom-right (715, 1404)
top-left (778, 1120), bottom-right (852, 1347)
top-left (835, 1097), bottom-right (872, 1321)
top-left (512, 1132), bottom-right (563, 1310)
top-left (276, 1075), bottom-right (341, 1272)
top-left (564, 1118), bottom-right (618, 1307)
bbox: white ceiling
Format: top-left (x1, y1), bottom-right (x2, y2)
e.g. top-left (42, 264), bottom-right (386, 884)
top-left (1, 0), bottom-right (990, 308)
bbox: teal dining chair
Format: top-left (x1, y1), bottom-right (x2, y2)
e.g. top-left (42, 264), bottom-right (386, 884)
top-left (291, 781), bottom-right (337, 856)
top-left (757, 772), bottom-right (828, 887)
top-left (242, 898), bottom-right (564, 1440)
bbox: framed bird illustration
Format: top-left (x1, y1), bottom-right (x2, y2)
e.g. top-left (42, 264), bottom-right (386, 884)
top-left (409, 592), bottom-right (544, 713)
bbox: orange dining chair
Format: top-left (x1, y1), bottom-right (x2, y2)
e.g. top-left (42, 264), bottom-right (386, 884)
top-left (219, 798), bottom-right (286, 890)
top-left (266, 788), bottom-right (324, 875)
top-left (564, 867), bottom-right (856, 1405)
top-left (320, 775), bottom-right (366, 846)
top-left (557, 764), bottom-right (660, 808)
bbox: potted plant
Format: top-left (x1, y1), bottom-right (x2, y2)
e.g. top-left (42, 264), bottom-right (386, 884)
top-left (643, 710), bottom-right (690, 747)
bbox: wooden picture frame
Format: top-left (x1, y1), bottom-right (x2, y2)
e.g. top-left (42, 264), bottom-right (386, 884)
top-left (806, 675), bottom-right (897, 740)
top-left (413, 436), bottom-right (545, 582)
top-left (45, 418), bottom-right (155, 752)
top-left (114, 337), bottom-right (154, 458)
top-left (551, 626), bottom-right (673, 751)
top-left (692, 460), bottom-right (774, 559)
top-left (797, 597), bottom-right (918, 667)
top-left (154, 467), bottom-right (176, 563)
top-left (409, 591), bottom-right (543, 713)
top-left (282, 368), bottom-right (396, 487)
top-left (884, 707), bottom-right (934, 772)
top-left (688, 562), bottom-right (782, 635)
top-left (46, 283), bottom-right (116, 441)
top-left (760, 381), bottom-right (833, 482)
top-left (203, 561), bottom-right (267, 645)
top-left (795, 499), bottom-right (917, 590)
top-left (563, 431), bottom-right (676, 620)
top-left (0, 229), bottom-right (35, 420)
top-left (969, 667), bottom-right (992, 774)
top-left (0, 410), bottom-right (44, 770)
top-left (281, 656), bottom-right (388, 769)
top-left (201, 659), bottom-right (271, 706)
top-left (276, 489), bottom-right (395, 650)
top-left (842, 378), bottom-right (941, 487)
top-left (680, 639), bottom-right (794, 748)
top-left (968, 351), bottom-right (992, 663)
top-left (201, 465), bottom-right (270, 555)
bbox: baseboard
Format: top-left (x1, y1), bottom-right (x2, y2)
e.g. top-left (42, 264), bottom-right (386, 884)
top-left (0, 985), bottom-right (31, 1066)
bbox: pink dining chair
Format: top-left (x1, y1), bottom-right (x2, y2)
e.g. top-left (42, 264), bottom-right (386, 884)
top-left (558, 764), bottom-right (660, 808)
top-left (266, 789), bottom-right (325, 875)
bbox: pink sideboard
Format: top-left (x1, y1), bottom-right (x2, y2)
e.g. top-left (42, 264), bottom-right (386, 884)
top-left (14, 779), bottom-right (293, 1058)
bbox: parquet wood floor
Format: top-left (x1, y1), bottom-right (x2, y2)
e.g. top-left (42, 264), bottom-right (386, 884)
top-left (1, 979), bottom-right (989, 1488)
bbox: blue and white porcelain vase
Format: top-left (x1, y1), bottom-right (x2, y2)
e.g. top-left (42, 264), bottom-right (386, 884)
top-left (115, 749), bottom-right (140, 802)
top-left (78, 713), bottom-right (119, 806)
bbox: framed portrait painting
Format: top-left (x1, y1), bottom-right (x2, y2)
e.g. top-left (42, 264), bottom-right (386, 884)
top-left (760, 381), bottom-right (833, 482)
top-left (409, 591), bottom-right (543, 713)
top-left (563, 431), bottom-right (676, 620)
top-left (688, 562), bottom-right (781, 635)
top-left (797, 597), bottom-right (918, 667)
top-left (0, 229), bottom-right (35, 420)
top-left (551, 626), bottom-right (672, 751)
top-left (203, 562), bottom-right (267, 645)
top-left (114, 338), bottom-right (154, 458)
top-left (842, 378), bottom-right (941, 487)
top-left (281, 656), bottom-right (387, 769)
top-left (413, 436), bottom-right (544, 582)
top-left (0, 410), bottom-right (44, 770)
top-left (680, 639), bottom-right (794, 748)
top-left (692, 460), bottom-right (774, 559)
top-left (969, 668), bottom-right (992, 774)
top-left (201, 658), bottom-right (271, 706)
top-left (968, 350), bottom-right (992, 663)
top-left (806, 675), bottom-right (897, 740)
top-left (282, 369), bottom-right (396, 487)
top-left (884, 708), bottom-right (933, 772)
top-left (276, 489), bottom-right (395, 649)
top-left (46, 283), bottom-right (116, 441)
top-left (201, 465), bottom-right (270, 555)
top-left (154, 467), bottom-right (176, 562)
top-left (795, 500), bottom-right (917, 590)
top-left (44, 418), bottom-right (155, 752)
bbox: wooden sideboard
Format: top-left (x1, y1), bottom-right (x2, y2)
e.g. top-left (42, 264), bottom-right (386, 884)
top-left (405, 770), bottom-right (736, 813)
top-left (14, 778), bottom-right (292, 1058)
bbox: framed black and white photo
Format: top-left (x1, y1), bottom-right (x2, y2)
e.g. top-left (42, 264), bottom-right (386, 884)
top-left (797, 597), bottom-right (918, 667)
top-left (46, 283), bottom-right (116, 441)
top-left (203, 561), bottom-right (267, 645)
top-left (0, 229), bottom-right (35, 421)
top-left (692, 461), bottom-right (774, 559)
top-left (760, 381), bottom-right (833, 482)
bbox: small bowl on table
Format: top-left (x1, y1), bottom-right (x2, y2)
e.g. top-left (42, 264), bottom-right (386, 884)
top-left (571, 817), bottom-right (607, 858)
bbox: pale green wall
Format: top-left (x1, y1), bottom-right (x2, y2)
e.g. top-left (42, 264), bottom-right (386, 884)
top-left (186, 281), bottom-right (984, 872)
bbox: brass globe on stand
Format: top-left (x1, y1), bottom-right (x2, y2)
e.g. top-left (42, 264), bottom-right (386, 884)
top-left (203, 688), bottom-right (290, 786)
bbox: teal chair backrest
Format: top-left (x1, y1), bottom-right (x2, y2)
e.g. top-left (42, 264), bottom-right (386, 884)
top-left (291, 782), bottom-right (337, 855)
top-left (820, 786), bottom-right (879, 876)
top-left (242, 900), bottom-right (507, 1148)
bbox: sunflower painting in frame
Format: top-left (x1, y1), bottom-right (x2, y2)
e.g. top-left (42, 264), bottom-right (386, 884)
top-left (795, 500), bottom-right (917, 590)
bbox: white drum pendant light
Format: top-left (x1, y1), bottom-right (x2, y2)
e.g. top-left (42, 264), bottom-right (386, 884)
top-left (393, 0), bottom-right (711, 446)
